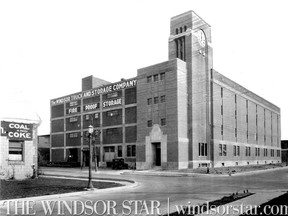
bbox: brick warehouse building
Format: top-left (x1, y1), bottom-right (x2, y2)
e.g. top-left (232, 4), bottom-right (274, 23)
top-left (50, 11), bottom-right (281, 169)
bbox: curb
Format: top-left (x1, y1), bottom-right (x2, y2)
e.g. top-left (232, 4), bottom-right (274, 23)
top-left (122, 166), bottom-right (288, 178)
top-left (0, 175), bottom-right (139, 206)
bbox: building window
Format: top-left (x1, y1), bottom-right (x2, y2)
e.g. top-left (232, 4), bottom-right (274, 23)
top-left (95, 113), bottom-right (99, 119)
top-left (264, 148), bottom-right (267, 157)
top-left (154, 97), bottom-right (159, 104)
top-left (161, 118), bottom-right (166, 126)
top-left (221, 105), bottom-right (223, 115)
top-left (176, 28), bottom-right (178, 34)
top-left (107, 110), bottom-right (119, 117)
top-left (85, 115), bottom-right (90, 120)
top-left (219, 144), bottom-right (222, 156)
top-left (199, 143), bottom-right (207, 156)
top-left (117, 146), bottom-right (122, 157)
top-left (147, 98), bottom-right (152, 105)
top-left (107, 92), bottom-right (118, 99)
top-left (160, 73), bottom-right (165, 80)
top-left (153, 74), bottom-right (159, 82)
top-left (127, 145), bottom-right (136, 157)
top-left (255, 147), bottom-right (260, 156)
top-left (147, 120), bottom-right (152, 127)
top-left (219, 144), bottom-right (226, 156)
top-left (223, 144), bottom-right (227, 156)
top-left (271, 149), bottom-right (274, 157)
top-left (221, 88), bottom-right (223, 98)
top-left (221, 125), bottom-right (223, 136)
top-left (69, 133), bottom-right (78, 138)
top-left (233, 145), bottom-right (236, 156)
top-left (147, 76), bottom-right (152, 83)
top-left (160, 95), bottom-right (166, 103)
top-left (245, 147), bottom-right (251, 157)
top-left (277, 150), bottom-right (280, 157)
top-left (237, 146), bottom-right (240, 156)
top-left (69, 117), bottom-right (78, 122)
top-left (9, 140), bottom-right (24, 161)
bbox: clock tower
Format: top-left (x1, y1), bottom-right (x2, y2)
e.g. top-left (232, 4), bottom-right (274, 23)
top-left (168, 11), bottom-right (214, 168)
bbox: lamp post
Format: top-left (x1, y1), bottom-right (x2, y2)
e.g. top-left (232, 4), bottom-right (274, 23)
top-left (87, 125), bottom-right (94, 189)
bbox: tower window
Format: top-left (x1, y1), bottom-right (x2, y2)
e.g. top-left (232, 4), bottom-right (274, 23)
top-left (147, 120), bottom-right (152, 127)
top-left (147, 76), bottom-right (152, 83)
top-left (153, 74), bottom-right (159, 82)
top-left (160, 72), bottom-right (165, 80)
top-left (154, 97), bottom-right (159, 104)
top-left (161, 118), bottom-right (166, 126)
top-left (147, 98), bottom-right (152, 105)
top-left (176, 28), bottom-right (178, 34)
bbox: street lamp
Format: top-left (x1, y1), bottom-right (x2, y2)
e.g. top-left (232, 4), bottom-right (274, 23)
top-left (87, 125), bottom-right (94, 189)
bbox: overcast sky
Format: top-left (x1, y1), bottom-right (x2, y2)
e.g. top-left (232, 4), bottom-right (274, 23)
top-left (0, 0), bottom-right (287, 139)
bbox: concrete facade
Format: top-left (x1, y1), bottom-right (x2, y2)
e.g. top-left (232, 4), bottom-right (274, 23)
top-left (50, 10), bottom-right (281, 170)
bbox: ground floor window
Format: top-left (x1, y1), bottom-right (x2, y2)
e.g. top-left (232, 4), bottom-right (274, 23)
top-left (271, 149), bottom-right (274, 157)
top-left (245, 147), bottom-right (251, 157)
top-left (127, 145), bottom-right (136, 157)
top-left (9, 140), bottom-right (24, 161)
top-left (277, 150), bottom-right (281, 157)
top-left (219, 144), bottom-right (226, 156)
top-left (199, 143), bottom-right (207, 156)
top-left (264, 148), bottom-right (268, 157)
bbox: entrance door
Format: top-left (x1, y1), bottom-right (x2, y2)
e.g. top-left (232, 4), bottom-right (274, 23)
top-left (155, 143), bottom-right (161, 166)
top-left (83, 150), bottom-right (89, 167)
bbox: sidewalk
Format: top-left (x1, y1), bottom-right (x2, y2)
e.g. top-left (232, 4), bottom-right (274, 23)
top-left (196, 190), bottom-right (286, 216)
top-left (122, 165), bottom-right (288, 177)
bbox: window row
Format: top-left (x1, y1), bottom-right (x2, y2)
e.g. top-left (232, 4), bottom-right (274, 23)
top-left (147, 118), bottom-right (166, 127)
top-left (221, 144), bottom-right (280, 158)
top-left (147, 95), bottom-right (166, 105)
top-left (175, 26), bottom-right (187, 34)
top-left (219, 87), bottom-right (280, 146)
top-left (116, 145), bottom-right (136, 157)
top-left (147, 73), bottom-right (165, 83)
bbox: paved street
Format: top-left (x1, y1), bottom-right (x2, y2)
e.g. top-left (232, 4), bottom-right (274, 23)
top-left (1, 166), bottom-right (287, 215)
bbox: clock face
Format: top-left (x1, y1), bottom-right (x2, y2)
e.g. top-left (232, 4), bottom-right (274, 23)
top-left (196, 30), bottom-right (206, 47)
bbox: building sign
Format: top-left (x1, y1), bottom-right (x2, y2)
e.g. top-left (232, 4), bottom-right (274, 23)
top-left (83, 103), bottom-right (100, 112)
top-left (66, 106), bottom-right (81, 115)
top-left (103, 98), bottom-right (122, 108)
top-left (67, 101), bottom-right (79, 107)
top-left (0, 121), bottom-right (33, 140)
top-left (51, 79), bottom-right (137, 105)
